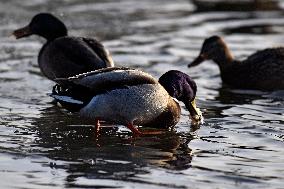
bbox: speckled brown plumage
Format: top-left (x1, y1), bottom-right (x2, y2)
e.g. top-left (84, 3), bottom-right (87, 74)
top-left (142, 97), bottom-right (181, 129)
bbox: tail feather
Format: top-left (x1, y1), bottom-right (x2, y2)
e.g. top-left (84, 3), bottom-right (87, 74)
top-left (49, 94), bottom-right (84, 112)
top-left (50, 84), bottom-right (90, 112)
top-left (50, 94), bottom-right (84, 105)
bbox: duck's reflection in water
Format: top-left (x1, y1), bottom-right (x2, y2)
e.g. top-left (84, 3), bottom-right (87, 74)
top-left (216, 86), bottom-right (266, 105)
top-left (31, 105), bottom-right (195, 185)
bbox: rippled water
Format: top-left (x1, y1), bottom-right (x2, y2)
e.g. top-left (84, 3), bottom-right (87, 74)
top-left (0, 0), bottom-right (284, 188)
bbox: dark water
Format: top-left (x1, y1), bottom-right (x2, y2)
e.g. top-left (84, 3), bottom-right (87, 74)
top-left (0, 0), bottom-right (284, 188)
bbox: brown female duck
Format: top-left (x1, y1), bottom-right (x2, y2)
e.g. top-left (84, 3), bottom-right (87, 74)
top-left (188, 35), bottom-right (284, 90)
top-left (12, 13), bottom-right (114, 81)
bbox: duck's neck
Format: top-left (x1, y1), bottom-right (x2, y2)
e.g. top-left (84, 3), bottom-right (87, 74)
top-left (213, 46), bottom-right (236, 72)
top-left (45, 32), bottom-right (67, 41)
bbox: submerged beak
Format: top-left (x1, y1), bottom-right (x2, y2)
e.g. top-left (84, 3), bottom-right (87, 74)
top-left (188, 54), bottom-right (206, 68)
top-left (12, 25), bottom-right (32, 39)
top-left (186, 98), bottom-right (203, 123)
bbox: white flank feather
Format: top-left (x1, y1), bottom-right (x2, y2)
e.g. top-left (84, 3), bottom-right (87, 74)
top-left (51, 94), bottom-right (84, 104)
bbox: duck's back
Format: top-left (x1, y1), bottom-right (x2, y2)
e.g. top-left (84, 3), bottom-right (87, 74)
top-left (39, 36), bottom-right (113, 80)
top-left (222, 48), bottom-right (284, 90)
top-left (53, 67), bottom-right (159, 109)
top-left (59, 67), bottom-right (158, 92)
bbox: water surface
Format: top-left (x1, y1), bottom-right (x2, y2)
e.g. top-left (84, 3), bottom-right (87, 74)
top-left (0, 0), bottom-right (283, 188)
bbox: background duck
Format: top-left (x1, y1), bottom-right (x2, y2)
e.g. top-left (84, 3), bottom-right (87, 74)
top-left (50, 67), bottom-right (202, 136)
top-left (12, 13), bottom-right (114, 81)
top-left (188, 35), bottom-right (284, 91)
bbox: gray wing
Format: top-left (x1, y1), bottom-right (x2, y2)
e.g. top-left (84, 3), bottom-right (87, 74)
top-left (56, 67), bottom-right (158, 92)
top-left (52, 37), bottom-right (111, 71)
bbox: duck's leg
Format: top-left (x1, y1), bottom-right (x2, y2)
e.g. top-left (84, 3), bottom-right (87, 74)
top-left (93, 118), bottom-right (101, 147)
top-left (126, 123), bottom-right (165, 136)
top-left (126, 123), bottom-right (142, 136)
top-left (95, 118), bottom-right (100, 134)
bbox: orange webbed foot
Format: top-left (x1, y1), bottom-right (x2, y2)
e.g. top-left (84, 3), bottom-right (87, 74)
top-left (126, 123), bottom-right (165, 137)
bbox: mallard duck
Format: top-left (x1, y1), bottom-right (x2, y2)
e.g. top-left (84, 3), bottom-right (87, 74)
top-left (12, 13), bottom-right (114, 81)
top-left (188, 35), bottom-right (284, 90)
top-left (50, 67), bottom-right (202, 135)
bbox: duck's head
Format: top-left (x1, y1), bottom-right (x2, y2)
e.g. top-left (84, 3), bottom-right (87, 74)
top-left (12, 13), bottom-right (67, 41)
top-left (188, 35), bottom-right (233, 68)
top-left (158, 70), bottom-right (202, 122)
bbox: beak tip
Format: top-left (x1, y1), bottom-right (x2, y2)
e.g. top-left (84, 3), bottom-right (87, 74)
top-left (10, 32), bottom-right (17, 39)
top-left (10, 26), bottom-right (31, 39)
top-left (188, 55), bottom-right (205, 68)
top-left (191, 114), bottom-right (204, 124)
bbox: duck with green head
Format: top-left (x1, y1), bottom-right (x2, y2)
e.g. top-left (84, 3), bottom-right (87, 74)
top-left (188, 35), bottom-right (284, 90)
top-left (50, 67), bottom-right (203, 136)
top-left (12, 13), bottom-right (114, 81)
